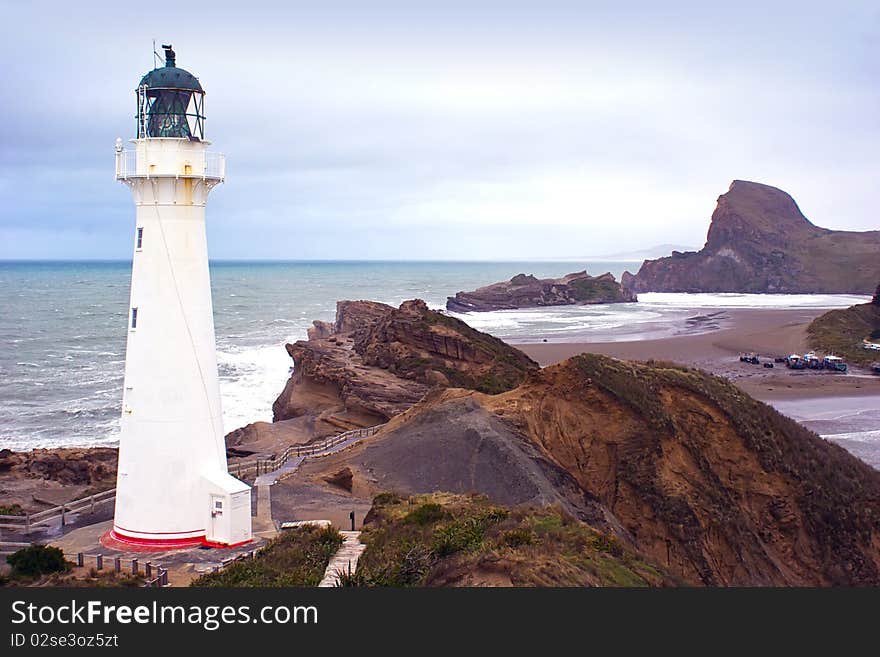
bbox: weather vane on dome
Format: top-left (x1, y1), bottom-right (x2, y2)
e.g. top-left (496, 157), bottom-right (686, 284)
top-left (161, 44), bottom-right (175, 67)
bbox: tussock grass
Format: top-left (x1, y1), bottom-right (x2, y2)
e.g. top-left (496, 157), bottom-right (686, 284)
top-left (339, 493), bottom-right (671, 587)
top-left (191, 525), bottom-right (343, 587)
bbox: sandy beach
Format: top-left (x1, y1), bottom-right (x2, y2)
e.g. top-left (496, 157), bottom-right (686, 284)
top-left (518, 306), bottom-right (880, 401)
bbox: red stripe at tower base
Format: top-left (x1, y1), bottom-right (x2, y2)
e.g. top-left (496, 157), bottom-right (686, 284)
top-left (101, 529), bottom-right (251, 552)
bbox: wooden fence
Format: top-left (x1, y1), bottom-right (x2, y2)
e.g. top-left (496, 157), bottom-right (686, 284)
top-left (0, 489), bottom-right (116, 533)
top-left (229, 424), bottom-right (384, 479)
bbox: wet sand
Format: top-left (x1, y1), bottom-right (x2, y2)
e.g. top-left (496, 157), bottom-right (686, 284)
top-left (518, 307), bottom-right (880, 402)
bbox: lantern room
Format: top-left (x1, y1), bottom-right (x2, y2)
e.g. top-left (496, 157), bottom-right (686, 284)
top-left (136, 45), bottom-right (206, 140)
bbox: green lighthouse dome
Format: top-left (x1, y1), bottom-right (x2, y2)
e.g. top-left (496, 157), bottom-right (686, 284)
top-left (139, 65), bottom-right (204, 93)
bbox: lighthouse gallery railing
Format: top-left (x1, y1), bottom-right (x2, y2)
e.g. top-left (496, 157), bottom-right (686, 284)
top-left (115, 149), bottom-right (225, 180)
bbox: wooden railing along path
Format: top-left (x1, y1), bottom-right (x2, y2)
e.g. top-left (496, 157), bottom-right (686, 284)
top-left (229, 424), bottom-right (385, 479)
top-left (0, 489), bottom-right (116, 534)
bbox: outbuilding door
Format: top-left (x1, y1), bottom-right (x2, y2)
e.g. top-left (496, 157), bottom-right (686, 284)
top-left (211, 494), bottom-right (224, 539)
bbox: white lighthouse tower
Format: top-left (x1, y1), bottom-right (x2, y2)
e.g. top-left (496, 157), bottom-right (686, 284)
top-left (109, 45), bottom-right (251, 548)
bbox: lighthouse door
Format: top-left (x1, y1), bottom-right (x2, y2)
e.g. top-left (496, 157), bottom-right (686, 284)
top-left (210, 495), bottom-right (225, 540)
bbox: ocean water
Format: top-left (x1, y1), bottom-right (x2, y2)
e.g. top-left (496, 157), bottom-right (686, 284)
top-left (449, 292), bottom-right (870, 344)
top-left (0, 261), bottom-right (871, 451)
top-left (769, 397), bottom-right (880, 469)
top-left (0, 260), bottom-right (625, 450)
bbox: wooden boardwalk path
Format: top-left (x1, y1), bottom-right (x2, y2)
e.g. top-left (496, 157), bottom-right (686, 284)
top-left (318, 531), bottom-right (366, 587)
top-left (254, 456), bottom-right (305, 487)
top-left (250, 424), bottom-right (384, 535)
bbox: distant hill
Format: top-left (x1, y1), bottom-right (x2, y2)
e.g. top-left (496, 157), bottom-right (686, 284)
top-left (627, 181), bottom-right (880, 294)
top-left (591, 244), bottom-right (699, 261)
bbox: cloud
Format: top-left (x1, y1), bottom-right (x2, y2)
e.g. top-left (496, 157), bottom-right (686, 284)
top-left (0, 1), bottom-right (878, 259)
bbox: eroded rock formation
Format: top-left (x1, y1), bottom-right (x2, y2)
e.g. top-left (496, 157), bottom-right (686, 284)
top-left (447, 271), bottom-right (635, 312)
top-left (269, 299), bottom-right (538, 437)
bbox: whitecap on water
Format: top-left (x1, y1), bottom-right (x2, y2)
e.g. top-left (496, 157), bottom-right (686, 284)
top-left (215, 343), bottom-right (293, 432)
top-left (823, 430), bottom-right (880, 444)
top-left (638, 292), bottom-right (870, 309)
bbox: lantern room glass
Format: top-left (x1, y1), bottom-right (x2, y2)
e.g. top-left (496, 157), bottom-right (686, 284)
top-left (137, 86), bottom-right (206, 140)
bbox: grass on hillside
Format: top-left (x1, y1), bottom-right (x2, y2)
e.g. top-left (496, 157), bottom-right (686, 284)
top-left (338, 493), bottom-right (671, 587)
top-left (807, 301), bottom-right (880, 366)
top-left (190, 525), bottom-right (343, 587)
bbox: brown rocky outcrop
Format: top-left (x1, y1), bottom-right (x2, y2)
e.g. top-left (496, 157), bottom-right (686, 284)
top-left (628, 180), bottom-right (880, 294)
top-left (269, 299), bottom-right (538, 438)
top-left (347, 354), bottom-right (880, 586)
top-left (447, 271), bottom-right (635, 312)
top-left (0, 448), bottom-right (117, 490)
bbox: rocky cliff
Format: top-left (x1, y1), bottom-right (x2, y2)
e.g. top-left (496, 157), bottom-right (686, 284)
top-left (628, 180), bottom-right (880, 294)
top-left (270, 299), bottom-right (538, 436)
top-left (346, 354), bottom-right (880, 585)
top-left (447, 271), bottom-right (635, 312)
top-left (0, 447), bottom-right (118, 516)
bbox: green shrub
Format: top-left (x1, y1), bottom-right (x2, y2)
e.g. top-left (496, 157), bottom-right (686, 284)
top-left (431, 509), bottom-right (507, 556)
top-left (502, 528), bottom-right (535, 548)
top-left (0, 504), bottom-right (25, 516)
top-left (7, 545), bottom-right (69, 578)
top-left (405, 503), bottom-right (446, 525)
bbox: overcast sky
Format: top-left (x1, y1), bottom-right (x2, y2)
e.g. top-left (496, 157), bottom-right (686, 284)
top-left (1, 1), bottom-right (877, 260)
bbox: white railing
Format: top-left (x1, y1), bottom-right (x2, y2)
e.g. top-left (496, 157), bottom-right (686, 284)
top-left (115, 149), bottom-right (136, 178)
top-left (115, 149), bottom-right (225, 180)
top-left (205, 151), bottom-right (226, 179)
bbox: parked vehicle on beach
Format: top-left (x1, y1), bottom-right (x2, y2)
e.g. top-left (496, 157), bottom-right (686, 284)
top-left (822, 355), bottom-right (847, 373)
top-left (803, 352), bottom-right (822, 369)
top-left (786, 354), bottom-right (805, 369)
top-left (739, 353), bottom-right (759, 365)
top-left (872, 363), bottom-right (880, 375)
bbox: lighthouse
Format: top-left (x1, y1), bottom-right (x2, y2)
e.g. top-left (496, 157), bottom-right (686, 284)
top-left (110, 45), bottom-right (251, 548)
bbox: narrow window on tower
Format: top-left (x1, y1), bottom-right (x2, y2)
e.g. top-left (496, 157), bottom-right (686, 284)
top-left (131, 307), bottom-right (138, 329)
top-left (136, 227), bottom-right (144, 250)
